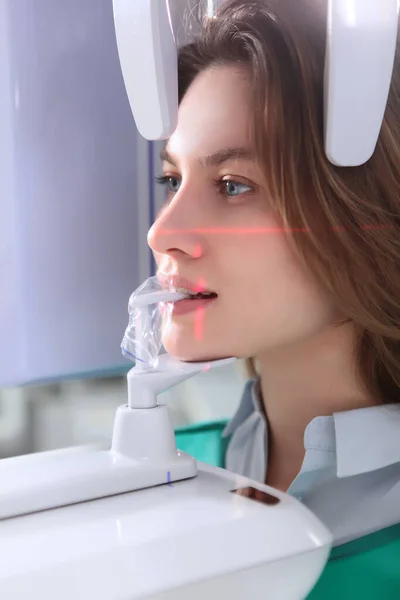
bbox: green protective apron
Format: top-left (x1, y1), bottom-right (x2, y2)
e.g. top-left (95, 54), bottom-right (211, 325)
top-left (175, 420), bottom-right (400, 600)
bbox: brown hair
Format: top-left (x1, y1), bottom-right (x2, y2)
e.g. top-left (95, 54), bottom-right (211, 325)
top-left (177, 0), bottom-right (400, 404)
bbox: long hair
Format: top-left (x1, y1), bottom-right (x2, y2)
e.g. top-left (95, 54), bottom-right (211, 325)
top-left (177, 0), bottom-right (400, 404)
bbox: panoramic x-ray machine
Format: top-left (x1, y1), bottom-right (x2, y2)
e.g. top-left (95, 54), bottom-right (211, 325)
top-left (0, 0), bottom-right (397, 598)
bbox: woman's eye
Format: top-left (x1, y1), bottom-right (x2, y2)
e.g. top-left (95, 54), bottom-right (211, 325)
top-left (155, 175), bottom-right (181, 194)
top-left (156, 175), bottom-right (254, 200)
top-left (221, 180), bottom-right (253, 197)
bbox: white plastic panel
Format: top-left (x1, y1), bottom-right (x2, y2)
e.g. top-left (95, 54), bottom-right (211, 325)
top-left (113, 0), bottom-right (179, 140)
top-left (324, 0), bottom-right (399, 166)
top-left (0, 0), bottom-right (154, 386)
top-left (114, 0), bottom-right (398, 166)
top-left (112, 0), bottom-right (225, 141)
top-left (0, 465), bottom-right (332, 600)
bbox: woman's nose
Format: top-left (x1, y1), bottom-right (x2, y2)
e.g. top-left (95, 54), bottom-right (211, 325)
top-left (147, 193), bottom-right (205, 260)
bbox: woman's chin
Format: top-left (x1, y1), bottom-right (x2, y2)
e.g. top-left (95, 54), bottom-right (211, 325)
top-left (162, 335), bottom-right (230, 363)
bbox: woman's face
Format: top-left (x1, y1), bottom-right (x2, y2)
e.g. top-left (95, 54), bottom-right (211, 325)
top-left (148, 65), bottom-right (336, 361)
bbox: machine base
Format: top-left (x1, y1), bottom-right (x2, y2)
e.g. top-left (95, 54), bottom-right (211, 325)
top-left (0, 462), bottom-right (332, 600)
top-left (0, 446), bottom-right (197, 520)
top-left (0, 402), bottom-right (198, 520)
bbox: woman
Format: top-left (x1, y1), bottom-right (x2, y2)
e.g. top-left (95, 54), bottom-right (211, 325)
top-left (148, 0), bottom-right (400, 546)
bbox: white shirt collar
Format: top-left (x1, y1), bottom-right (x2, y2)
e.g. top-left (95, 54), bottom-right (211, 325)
top-left (224, 379), bottom-right (400, 479)
top-left (333, 404), bottom-right (400, 477)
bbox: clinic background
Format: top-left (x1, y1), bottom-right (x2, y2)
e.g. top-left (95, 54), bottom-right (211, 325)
top-left (0, 0), bottom-right (244, 460)
top-left (0, 363), bottom-right (242, 459)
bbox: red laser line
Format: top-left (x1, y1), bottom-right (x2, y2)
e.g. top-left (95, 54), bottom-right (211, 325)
top-left (158, 224), bottom-right (392, 235)
top-left (167, 224), bottom-right (393, 341)
top-left (194, 306), bottom-right (205, 341)
top-left (194, 276), bottom-right (206, 341)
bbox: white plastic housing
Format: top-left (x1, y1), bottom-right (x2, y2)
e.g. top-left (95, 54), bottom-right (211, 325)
top-left (128, 355), bottom-right (236, 408)
top-left (112, 0), bottom-right (225, 140)
top-left (0, 403), bottom-right (197, 520)
top-left (0, 356), bottom-right (236, 519)
top-left (112, 0), bottom-right (179, 140)
top-left (114, 0), bottom-right (399, 167)
top-left (0, 0), bottom-right (153, 386)
top-left (0, 462), bottom-right (332, 600)
top-left (324, 0), bottom-right (399, 166)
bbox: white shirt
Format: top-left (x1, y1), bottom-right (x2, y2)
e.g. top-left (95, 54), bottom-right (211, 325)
top-left (223, 379), bottom-right (400, 546)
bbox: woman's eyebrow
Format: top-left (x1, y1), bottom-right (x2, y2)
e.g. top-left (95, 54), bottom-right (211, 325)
top-left (160, 148), bottom-right (177, 166)
top-left (202, 147), bottom-right (254, 166)
top-left (160, 146), bottom-right (254, 167)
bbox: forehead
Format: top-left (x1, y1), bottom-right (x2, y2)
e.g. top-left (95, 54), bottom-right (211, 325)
top-left (168, 65), bottom-right (253, 159)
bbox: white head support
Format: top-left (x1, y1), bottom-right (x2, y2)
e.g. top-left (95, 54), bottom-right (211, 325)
top-left (112, 0), bottom-right (399, 166)
top-left (324, 0), bottom-right (399, 166)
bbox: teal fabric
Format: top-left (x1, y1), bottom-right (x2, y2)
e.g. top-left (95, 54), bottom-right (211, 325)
top-left (308, 524), bottom-right (400, 599)
top-left (175, 419), bottom-right (230, 468)
top-left (174, 420), bottom-right (400, 599)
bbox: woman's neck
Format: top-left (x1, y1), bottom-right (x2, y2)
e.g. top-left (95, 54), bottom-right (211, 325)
top-left (256, 322), bottom-right (376, 491)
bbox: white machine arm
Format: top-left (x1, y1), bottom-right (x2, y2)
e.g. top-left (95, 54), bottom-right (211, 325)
top-left (112, 0), bottom-right (399, 166)
top-left (112, 0), bottom-right (179, 139)
top-left (324, 0), bottom-right (399, 166)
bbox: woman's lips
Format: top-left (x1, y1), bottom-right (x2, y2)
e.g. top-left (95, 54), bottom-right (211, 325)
top-left (171, 295), bottom-right (217, 316)
top-left (157, 273), bottom-right (216, 296)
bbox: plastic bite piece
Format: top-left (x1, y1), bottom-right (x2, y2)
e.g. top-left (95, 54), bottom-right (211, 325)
top-left (121, 276), bottom-right (186, 370)
top-left (121, 276), bottom-right (236, 408)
